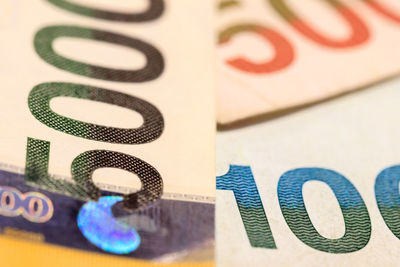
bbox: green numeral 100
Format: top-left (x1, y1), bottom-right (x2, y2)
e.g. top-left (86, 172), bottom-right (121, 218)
top-left (217, 165), bottom-right (400, 253)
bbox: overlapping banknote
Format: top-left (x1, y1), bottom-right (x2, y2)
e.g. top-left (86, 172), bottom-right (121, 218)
top-left (216, 0), bottom-right (400, 266)
top-left (0, 0), bottom-right (215, 266)
top-left (217, 0), bottom-right (400, 126)
top-left (216, 77), bottom-right (400, 267)
top-left (3, 0), bottom-right (400, 267)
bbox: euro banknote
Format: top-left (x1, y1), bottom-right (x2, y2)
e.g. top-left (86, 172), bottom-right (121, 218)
top-left (216, 76), bottom-right (400, 266)
top-left (217, 0), bottom-right (400, 126)
top-left (0, 1), bottom-right (215, 266)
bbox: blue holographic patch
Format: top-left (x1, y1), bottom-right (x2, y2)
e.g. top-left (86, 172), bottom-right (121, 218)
top-left (77, 196), bottom-right (140, 254)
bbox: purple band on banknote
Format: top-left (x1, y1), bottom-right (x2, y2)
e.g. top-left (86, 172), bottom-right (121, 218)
top-left (0, 170), bottom-right (214, 260)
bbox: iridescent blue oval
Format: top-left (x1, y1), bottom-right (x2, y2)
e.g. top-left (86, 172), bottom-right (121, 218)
top-left (77, 196), bottom-right (140, 254)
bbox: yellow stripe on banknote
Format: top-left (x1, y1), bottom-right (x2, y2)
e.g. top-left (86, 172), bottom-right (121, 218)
top-left (0, 235), bottom-right (213, 267)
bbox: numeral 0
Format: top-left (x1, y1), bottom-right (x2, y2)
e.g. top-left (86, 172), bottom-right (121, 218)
top-left (34, 25), bottom-right (164, 83)
top-left (269, 0), bottom-right (370, 48)
top-left (28, 83), bottom-right (164, 144)
top-left (46, 0), bottom-right (164, 22)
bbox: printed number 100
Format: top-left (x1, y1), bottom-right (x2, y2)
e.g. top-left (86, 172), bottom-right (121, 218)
top-left (217, 165), bottom-right (400, 253)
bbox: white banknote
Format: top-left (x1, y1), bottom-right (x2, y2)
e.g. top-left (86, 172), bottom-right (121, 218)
top-left (217, 76), bottom-right (400, 267)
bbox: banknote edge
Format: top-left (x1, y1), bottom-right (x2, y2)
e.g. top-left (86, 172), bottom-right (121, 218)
top-left (0, 162), bottom-right (215, 204)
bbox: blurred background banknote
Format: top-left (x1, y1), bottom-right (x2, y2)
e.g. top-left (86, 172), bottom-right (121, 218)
top-left (216, 1), bottom-right (400, 267)
top-left (217, 0), bottom-right (400, 126)
top-left (0, 0), bottom-right (215, 266)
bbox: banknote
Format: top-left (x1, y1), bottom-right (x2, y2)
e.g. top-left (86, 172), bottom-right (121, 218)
top-left (216, 76), bottom-right (400, 266)
top-left (217, 0), bottom-right (400, 126)
top-left (0, 0), bottom-right (215, 266)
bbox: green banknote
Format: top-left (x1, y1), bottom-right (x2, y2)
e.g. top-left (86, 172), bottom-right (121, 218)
top-left (0, 1), bottom-right (215, 266)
